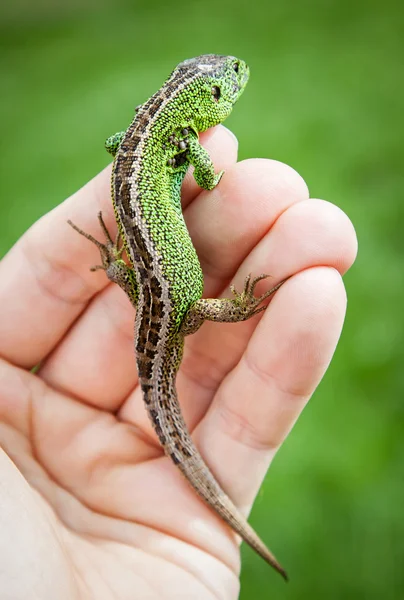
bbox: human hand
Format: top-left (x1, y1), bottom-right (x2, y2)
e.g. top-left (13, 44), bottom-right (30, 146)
top-left (0, 126), bottom-right (357, 599)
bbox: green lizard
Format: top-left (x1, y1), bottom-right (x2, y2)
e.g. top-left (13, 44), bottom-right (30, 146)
top-left (68, 54), bottom-right (287, 579)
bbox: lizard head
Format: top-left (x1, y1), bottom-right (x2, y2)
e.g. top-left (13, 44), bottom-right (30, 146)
top-left (173, 54), bottom-right (250, 131)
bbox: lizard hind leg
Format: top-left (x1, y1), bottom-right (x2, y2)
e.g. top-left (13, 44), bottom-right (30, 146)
top-left (181, 274), bottom-right (285, 336)
top-left (67, 212), bottom-right (138, 305)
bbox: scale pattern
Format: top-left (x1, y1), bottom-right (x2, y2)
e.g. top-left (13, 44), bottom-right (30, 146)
top-left (74, 55), bottom-right (287, 578)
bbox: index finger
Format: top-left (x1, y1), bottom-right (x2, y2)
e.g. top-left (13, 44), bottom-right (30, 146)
top-left (0, 126), bottom-right (238, 368)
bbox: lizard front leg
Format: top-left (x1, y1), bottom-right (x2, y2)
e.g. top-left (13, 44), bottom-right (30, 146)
top-left (105, 131), bottom-right (126, 157)
top-left (186, 136), bottom-right (224, 190)
top-left (67, 212), bottom-right (138, 307)
top-left (181, 274), bottom-right (284, 336)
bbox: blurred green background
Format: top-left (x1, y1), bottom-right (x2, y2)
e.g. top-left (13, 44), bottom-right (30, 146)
top-left (1, 0), bottom-right (403, 597)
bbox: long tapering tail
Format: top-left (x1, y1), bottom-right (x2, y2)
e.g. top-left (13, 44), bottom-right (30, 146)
top-left (175, 434), bottom-right (288, 580)
top-left (140, 347), bottom-right (288, 580)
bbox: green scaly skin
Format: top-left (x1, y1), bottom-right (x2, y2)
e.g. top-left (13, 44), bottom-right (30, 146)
top-left (68, 55), bottom-right (287, 579)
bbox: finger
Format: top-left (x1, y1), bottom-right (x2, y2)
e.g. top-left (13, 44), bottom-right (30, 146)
top-left (193, 267), bottom-right (347, 509)
top-left (186, 158), bottom-right (309, 295)
top-left (39, 281), bottom-right (138, 410)
top-left (120, 198), bottom-right (356, 440)
top-left (40, 159), bottom-right (309, 409)
top-left (187, 196), bottom-right (357, 378)
top-left (170, 197), bottom-right (357, 433)
top-left (0, 126), bottom-right (237, 369)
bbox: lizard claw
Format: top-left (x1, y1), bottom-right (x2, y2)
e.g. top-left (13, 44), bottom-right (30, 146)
top-left (230, 273), bottom-right (285, 319)
top-left (67, 212), bottom-right (124, 272)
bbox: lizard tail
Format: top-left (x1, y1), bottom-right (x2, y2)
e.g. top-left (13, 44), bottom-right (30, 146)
top-left (176, 442), bottom-right (288, 580)
top-left (140, 355), bottom-right (288, 580)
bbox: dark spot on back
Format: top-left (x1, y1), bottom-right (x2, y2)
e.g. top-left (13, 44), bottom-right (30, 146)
top-left (148, 320), bottom-right (162, 335)
top-left (170, 452), bottom-right (180, 465)
top-left (137, 357), bottom-right (153, 379)
top-left (150, 275), bottom-right (162, 297)
top-left (148, 331), bottom-right (159, 346)
top-left (145, 347), bottom-right (156, 359)
top-left (141, 382), bottom-right (153, 394)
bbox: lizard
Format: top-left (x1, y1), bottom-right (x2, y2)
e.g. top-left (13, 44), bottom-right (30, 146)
top-left (68, 54), bottom-right (287, 580)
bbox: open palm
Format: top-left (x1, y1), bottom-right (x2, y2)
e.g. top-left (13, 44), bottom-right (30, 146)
top-left (0, 126), bottom-right (356, 599)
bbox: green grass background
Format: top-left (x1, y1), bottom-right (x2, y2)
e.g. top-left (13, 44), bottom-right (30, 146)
top-left (1, 0), bottom-right (403, 597)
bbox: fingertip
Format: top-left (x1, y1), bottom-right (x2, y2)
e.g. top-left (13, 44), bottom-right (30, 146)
top-left (279, 199), bottom-right (358, 275)
top-left (229, 158), bottom-right (309, 208)
top-left (216, 125), bottom-right (239, 152)
top-left (310, 198), bottom-right (358, 271)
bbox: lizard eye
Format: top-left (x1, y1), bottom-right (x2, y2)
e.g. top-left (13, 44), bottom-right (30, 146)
top-left (211, 86), bottom-right (221, 102)
top-left (233, 62), bottom-right (239, 73)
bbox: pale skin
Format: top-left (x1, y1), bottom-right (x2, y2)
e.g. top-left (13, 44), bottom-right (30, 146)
top-left (0, 125), bottom-right (357, 599)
